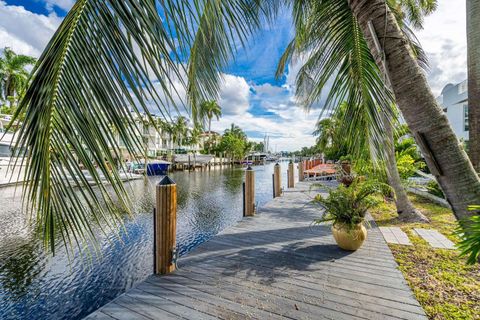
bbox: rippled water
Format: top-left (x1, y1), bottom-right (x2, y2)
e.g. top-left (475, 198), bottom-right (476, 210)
top-left (0, 162), bottom-right (291, 320)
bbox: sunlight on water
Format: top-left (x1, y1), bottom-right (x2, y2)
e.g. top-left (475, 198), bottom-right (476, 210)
top-left (0, 162), bottom-right (290, 320)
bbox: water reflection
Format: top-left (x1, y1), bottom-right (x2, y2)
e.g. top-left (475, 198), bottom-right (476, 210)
top-left (0, 163), bottom-right (285, 320)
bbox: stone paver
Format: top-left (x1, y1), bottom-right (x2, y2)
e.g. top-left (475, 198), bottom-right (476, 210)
top-left (413, 228), bottom-right (456, 249)
top-left (379, 227), bottom-right (412, 245)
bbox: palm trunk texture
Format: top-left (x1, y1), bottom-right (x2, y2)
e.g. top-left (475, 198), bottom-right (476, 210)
top-left (382, 113), bottom-right (428, 222)
top-left (467, 0), bottom-right (480, 171)
top-left (349, 0), bottom-right (480, 221)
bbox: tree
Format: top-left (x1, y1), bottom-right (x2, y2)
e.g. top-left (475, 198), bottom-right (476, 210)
top-left (253, 142), bottom-right (264, 152)
top-left (346, 0), bottom-right (480, 221)
top-left (467, 0), bottom-right (480, 171)
top-left (185, 124), bottom-right (202, 149)
top-left (0, 48), bottom-right (36, 107)
top-left (224, 123), bottom-right (246, 139)
top-left (199, 100), bottom-right (222, 132)
top-left (11, 0), bottom-right (480, 252)
top-left (173, 116), bottom-right (188, 150)
top-left (283, 1), bottom-right (429, 221)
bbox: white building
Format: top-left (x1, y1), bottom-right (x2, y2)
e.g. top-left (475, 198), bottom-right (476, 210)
top-left (436, 80), bottom-right (469, 141)
top-left (116, 114), bottom-right (206, 160)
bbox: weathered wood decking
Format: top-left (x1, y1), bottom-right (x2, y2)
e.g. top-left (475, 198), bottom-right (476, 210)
top-left (85, 181), bottom-right (426, 320)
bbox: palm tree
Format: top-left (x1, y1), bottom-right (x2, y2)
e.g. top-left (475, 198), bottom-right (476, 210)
top-left (225, 123), bottom-right (246, 139)
top-left (199, 100), bottom-right (222, 133)
top-left (467, 0), bottom-right (480, 171)
top-left (185, 124), bottom-right (202, 149)
top-left (0, 47), bottom-right (36, 107)
top-left (173, 116), bottom-right (189, 150)
top-left (347, 0), bottom-right (480, 221)
top-left (187, 1), bottom-right (480, 221)
top-left (282, 1), bottom-right (430, 221)
top-left (10, 0), bottom-right (480, 252)
top-left (313, 118), bottom-right (337, 152)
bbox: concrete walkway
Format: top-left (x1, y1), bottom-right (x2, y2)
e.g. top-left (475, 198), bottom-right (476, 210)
top-left (85, 181), bottom-right (426, 320)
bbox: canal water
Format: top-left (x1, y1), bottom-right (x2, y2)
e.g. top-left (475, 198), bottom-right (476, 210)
top-left (0, 162), bottom-right (292, 320)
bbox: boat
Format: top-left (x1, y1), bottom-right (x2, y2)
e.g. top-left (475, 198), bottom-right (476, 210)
top-left (128, 160), bottom-right (171, 176)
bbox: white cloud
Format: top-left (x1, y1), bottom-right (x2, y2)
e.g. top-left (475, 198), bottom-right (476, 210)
top-left (0, 1), bottom-right (61, 57)
top-left (416, 0), bottom-right (467, 95)
top-left (218, 74), bottom-right (251, 115)
top-left (44, 0), bottom-right (74, 12)
top-left (0, 1), bottom-right (318, 151)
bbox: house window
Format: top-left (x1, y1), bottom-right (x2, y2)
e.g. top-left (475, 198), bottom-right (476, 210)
top-left (464, 104), bottom-right (469, 132)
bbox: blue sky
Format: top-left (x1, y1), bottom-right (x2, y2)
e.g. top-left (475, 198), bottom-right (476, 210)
top-left (0, 0), bottom-right (469, 150)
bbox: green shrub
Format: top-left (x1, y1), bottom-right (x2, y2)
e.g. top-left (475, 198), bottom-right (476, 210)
top-left (396, 152), bottom-right (425, 179)
top-left (456, 205), bottom-right (480, 265)
top-left (426, 180), bottom-right (445, 199)
top-left (313, 178), bottom-right (392, 230)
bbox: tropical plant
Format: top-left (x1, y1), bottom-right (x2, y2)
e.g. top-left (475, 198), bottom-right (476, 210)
top-left (396, 153), bottom-right (424, 180)
top-left (456, 205), bottom-right (480, 264)
top-left (9, 0), bottom-right (480, 254)
top-left (199, 100), bottom-right (222, 132)
top-left (185, 124), bottom-right (202, 147)
top-left (0, 47), bottom-right (36, 107)
top-left (350, 0), bottom-right (480, 221)
top-left (218, 133), bottom-right (245, 161)
top-left (425, 180), bottom-right (445, 199)
top-left (224, 123), bottom-right (246, 139)
top-left (313, 178), bottom-right (392, 230)
top-left (278, 0), bottom-right (435, 222)
top-left (253, 141), bottom-right (264, 152)
top-left (172, 116), bottom-right (189, 149)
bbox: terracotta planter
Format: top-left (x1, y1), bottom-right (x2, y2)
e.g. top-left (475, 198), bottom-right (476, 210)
top-left (332, 223), bottom-right (367, 251)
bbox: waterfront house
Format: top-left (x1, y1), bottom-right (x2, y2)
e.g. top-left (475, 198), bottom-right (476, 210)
top-left (436, 80), bottom-right (469, 141)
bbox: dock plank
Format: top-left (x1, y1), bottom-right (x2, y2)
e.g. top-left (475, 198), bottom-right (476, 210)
top-left (85, 181), bottom-right (427, 320)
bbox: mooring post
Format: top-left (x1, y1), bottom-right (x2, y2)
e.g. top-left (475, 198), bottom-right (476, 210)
top-left (273, 162), bottom-right (281, 197)
top-left (154, 176), bottom-right (177, 275)
top-left (244, 166), bottom-right (255, 216)
top-left (298, 160), bottom-right (304, 182)
top-left (288, 161), bottom-right (294, 188)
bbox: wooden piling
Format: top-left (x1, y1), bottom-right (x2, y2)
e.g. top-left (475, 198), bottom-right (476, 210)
top-left (154, 176), bottom-right (177, 275)
top-left (288, 161), bottom-right (294, 188)
top-left (244, 166), bottom-right (255, 216)
top-left (273, 163), bottom-right (281, 197)
top-left (298, 160), bottom-right (304, 182)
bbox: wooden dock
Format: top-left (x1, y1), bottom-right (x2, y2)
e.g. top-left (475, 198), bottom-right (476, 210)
top-left (85, 181), bottom-right (426, 320)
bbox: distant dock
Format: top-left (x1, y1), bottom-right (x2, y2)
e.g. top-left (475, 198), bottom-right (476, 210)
top-left (84, 181), bottom-right (426, 320)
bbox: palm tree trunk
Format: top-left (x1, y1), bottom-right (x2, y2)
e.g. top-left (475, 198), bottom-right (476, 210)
top-left (349, 0), bottom-right (480, 221)
top-left (382, 113), bottom-right (428, 222)
top-left (6, 77), bottom-right (13, 107)
top-left (467, 0), bottom-right (480, 171)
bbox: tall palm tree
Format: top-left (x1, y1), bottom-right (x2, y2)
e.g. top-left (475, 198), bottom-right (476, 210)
top-left (225, 123), bottom-right (246, 139)
top-left (467, 0), bottom-right (480, 171)
top-left (313, 118), bottom-right (337, 152)
top-left (9, 0), bottom-right (480, 252)
top-left (0, 47), bottom-right (36, 107)
top-left (199, 100), bottom-right (222, 132)
top-left (347, 0), bottom-right (480, 221)
top-left (280, 0), bottom-right (430, 221)
top-left (188, 0), bottom-right (480, 220)
top-left (173, 116), bottom-right (189, 149)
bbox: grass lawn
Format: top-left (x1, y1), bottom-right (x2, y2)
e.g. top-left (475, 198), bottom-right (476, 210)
top-left (370, 194), bottom-right (480, 320)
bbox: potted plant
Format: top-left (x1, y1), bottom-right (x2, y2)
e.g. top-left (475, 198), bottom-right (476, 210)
top-left (313, 178), bottom-right (392, 251)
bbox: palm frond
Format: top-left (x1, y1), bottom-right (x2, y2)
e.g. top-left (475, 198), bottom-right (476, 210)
top-left (288, 0), bottom-right (394, 161)
top-left (187, 0), bottom-right (281, 115)
top-left (9, 0), bottom-right (200, 253)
